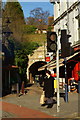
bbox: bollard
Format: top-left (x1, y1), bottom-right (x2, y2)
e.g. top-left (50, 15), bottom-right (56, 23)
top-left (78, 81), bottom-right (80, 93)
top-left (65, 84), bottom-right (68, 102)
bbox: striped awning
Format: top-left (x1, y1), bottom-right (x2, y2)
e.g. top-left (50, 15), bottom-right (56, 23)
top-left (38, 51), bottom-right (80, 71)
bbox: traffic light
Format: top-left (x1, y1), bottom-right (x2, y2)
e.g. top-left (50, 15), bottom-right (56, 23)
top-left (60, 30), bottom-right (72, 57)
top-left (47, 31), bottom-right (57, 52)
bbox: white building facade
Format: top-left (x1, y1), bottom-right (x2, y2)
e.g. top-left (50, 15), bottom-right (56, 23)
top-left (49, 0), bottom-right (80, 81)
top-left (38, 0), bottom-right (80, 82)
top-left (51, 0), bottom-right (80, 48)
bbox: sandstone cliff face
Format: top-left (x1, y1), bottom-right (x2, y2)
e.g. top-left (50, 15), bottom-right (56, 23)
top-left (28, 45), bottom-right (47, 68)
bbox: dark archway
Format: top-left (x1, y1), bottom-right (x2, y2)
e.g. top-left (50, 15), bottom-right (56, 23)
top-left (29, 61), bottom-right (47, 83)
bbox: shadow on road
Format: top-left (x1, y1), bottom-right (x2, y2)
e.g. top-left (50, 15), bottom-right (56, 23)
top-left (41, 99), bottom-right (57, 108)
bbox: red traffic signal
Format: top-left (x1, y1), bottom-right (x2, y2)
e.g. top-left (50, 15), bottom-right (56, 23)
top-left (47, 31), bottom-right (57, 52)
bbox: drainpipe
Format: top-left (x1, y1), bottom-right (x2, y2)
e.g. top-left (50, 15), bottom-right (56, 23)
top-left (67, 0), bottom-right (70, 34)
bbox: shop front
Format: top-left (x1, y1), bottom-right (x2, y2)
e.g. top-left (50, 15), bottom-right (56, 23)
top-left (38, 51), bottom-right (80, 85)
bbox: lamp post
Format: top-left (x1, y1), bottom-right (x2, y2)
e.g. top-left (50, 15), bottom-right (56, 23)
top-left (50, 0), bottom-right (60, 112)
top-left (2, 17), bottom-right (13, 92)
top-left (56, 34), bottom-right (60, 112)
top-left (2, 18), bottom-right (13, 40)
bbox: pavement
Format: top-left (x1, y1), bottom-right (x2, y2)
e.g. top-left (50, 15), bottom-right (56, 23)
top-left (0, 84), bottom-right (80, 119)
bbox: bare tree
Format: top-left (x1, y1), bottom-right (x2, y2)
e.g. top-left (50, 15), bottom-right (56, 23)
top-left (26, 7), bottom-right (50, 26)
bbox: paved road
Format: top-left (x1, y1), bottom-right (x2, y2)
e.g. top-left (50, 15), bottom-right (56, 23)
top-left (0, 101), bottom-right (54, 118)
top-left (0, 84), bottom-right (80, 119)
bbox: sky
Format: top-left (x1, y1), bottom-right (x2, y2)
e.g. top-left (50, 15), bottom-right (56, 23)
top-left (20, 2), bottom-right (54, 18)
top-left (19, 0), bottom-right (50, 1)
top-left (2, 0), bottom-right (54, 18)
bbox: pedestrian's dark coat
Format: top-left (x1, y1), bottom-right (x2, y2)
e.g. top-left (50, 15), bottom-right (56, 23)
top-left (43, 75), bottom-right (54, 98)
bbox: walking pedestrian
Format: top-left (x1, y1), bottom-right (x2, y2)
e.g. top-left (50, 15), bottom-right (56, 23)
top-left (40, 70), bottom-right (55, 108)
top-left (44, 70), bottom-right (55, 104)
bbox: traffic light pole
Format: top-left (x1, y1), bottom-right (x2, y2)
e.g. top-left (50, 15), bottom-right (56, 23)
top-left (56, 35), bottom-right (60, 112)
top-left (64, 58), bottom-right (68, 102)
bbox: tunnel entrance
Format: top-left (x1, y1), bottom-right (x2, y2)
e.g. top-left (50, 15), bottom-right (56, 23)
top-left (29, 61), bottom-right (47, 83)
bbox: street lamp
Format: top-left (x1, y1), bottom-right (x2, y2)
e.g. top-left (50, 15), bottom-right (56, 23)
top-left (2, 17), bottom-right (13, 91)
top-left (2, 17), bottom-right (13, 47)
